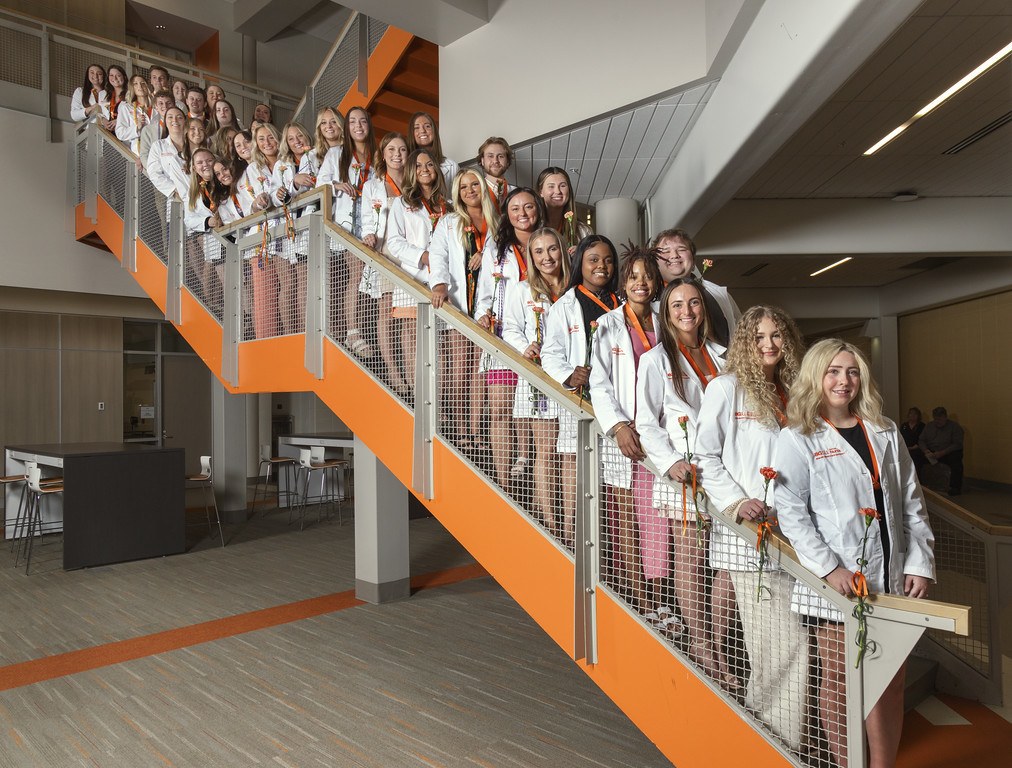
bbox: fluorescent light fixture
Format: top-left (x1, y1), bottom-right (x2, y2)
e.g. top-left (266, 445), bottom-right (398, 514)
top-left (810, 257), bottom-right (852, 277)
top-left (864, 40), bottom-right (1012, 155)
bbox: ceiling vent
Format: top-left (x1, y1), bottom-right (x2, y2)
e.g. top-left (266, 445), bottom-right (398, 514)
top-left (942, 112), bottom-right (1012, 155)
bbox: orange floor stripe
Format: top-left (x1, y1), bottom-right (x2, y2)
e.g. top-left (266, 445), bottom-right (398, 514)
top-left (0, 563), bottom-right (488, 693)
top-left (898, 693), bottom-right (1012, 767)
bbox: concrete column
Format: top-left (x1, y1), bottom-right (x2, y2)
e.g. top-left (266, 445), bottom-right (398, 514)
top-left (212, 380), bottom-right (253, 522)
top-left (354, 435), bottom-right (410, 603)
top-left (242, 34), bottom-right (258, 84)
top-left (878, 315), bottom-right (900, 422)
top-left (594, 197), bottom-right (640, 246)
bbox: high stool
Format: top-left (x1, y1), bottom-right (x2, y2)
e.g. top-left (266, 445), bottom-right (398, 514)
top-left (294, 447), bottom-right (348, 531)
top-left (6, 462), bottom-right (62, 557)
top-left (186, 455), bottom-right (224, 547)
top-left (18, 466), bottom-right (63, 574)
top-left (250, 444), bottom-right (296, 517)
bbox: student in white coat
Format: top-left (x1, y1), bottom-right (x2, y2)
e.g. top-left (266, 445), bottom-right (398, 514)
top-left (694, 305), bottom-right (809, 744)
top-left (636, 278), bottom-right (727, 678)
top-left (407, 112), bottom-right (459, 189)
top-left (317, 106), bottom-right (377, 356)
top-left (70, 64), bottom-right (108, 126)
top-left (541, 235), bottom-right (620, 546)
top-left (385, 149), bottom-right (447, 392)
top-left (115, 74), bottom-right (152, 156)
top-left (651, 228), bottom-right (740, 348)
top-left (474, 188), bottom-right (545, 488)
top-left (271, 121), bottom-right (315, 334)
top-left (501, 228), bottom-right (570, 533)
top-left (429, 169), bottom-right (499, 446)
top-left (776, 339), bottom-right (934, 768)
top-left (360, 133), bottom-right (408, 393)
top-left (589, 248), bottom-right (662, 619)
top-left (537, 167), bottom-right (592, 253)
top-left (477, 137), bottom-right (513, 212)
top-left (183, 148), bottom-right (224, 314)
top-left (139, 91), bottom-right (175, 171)
top-left (146, 106), bottom-right (190, 200)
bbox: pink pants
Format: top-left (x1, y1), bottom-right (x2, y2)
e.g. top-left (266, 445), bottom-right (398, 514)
top-left (251, 259), bottom-right (279, 339)
top-left (633, 463), bottom-right (671, 579)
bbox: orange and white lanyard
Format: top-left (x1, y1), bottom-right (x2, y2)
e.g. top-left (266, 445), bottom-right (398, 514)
top-left (824, 416), bottom-right (881, 489)
top-left (577, 285), bottom-right (618, 313)
top-left (385, 172), bottom-right (402, 197)
top-left (511, 244), bottom-right (529, 282)
top-left (678, 343), bottom-right (718, 390)
top-left (624, 303), bottom-right (653, 351)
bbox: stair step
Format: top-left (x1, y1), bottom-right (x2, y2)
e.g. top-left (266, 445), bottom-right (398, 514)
top-left (905, 654), bottom-right (939, 711)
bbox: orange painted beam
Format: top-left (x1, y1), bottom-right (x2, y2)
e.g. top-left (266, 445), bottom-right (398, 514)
top-left (337, 27), bottom-right (415, 116)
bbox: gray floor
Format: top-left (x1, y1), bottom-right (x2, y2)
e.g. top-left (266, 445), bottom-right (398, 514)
top-left (0, 504), bottom-right (672, 767)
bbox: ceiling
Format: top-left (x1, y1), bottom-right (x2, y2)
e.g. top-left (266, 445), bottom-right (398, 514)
top-left (125, 1), bottom-right (219, 52)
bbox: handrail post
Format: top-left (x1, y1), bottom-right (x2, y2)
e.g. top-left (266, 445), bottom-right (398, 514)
top-left (221, 239), bottom-right (241, 387)
top-left (121, 158), bottom-right (137, 272)
top-left (574, 416), bottom-right (600, 663)
top-left (84, 123), bottom-right (98, 223)
top-left (304, 212), bottom-right (325, 379)
top-left (165, 198), bottom-right (183, 324)
top-left (41, 28), bottom-right (51, 142)
top-left (412, 301), bottom-right (436, 500)
top-left (843, 613), bottom-right (868, 767)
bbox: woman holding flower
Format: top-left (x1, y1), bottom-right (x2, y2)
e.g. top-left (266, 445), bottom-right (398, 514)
top-left (359, 132), bottom-right (409, 392)
top-left (501, 228), bottom-right (571, 532)
top-left (536, 167), bottom-right (591, 252)
top-left (775, 339), bottom-right (934, 768)
top-left (429, 169), bottom-right (500, 441)
top-left (541, 235), bottom-right (619, 546)
top-left (588, 247), bottom-right (662, 621)
top-left (694, 305), bottom-right (809, 744)
top-left (635, 277), bottom-right (726, 677)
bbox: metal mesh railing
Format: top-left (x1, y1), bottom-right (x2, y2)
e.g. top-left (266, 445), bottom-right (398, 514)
top-left (137, 172), bottom-right (169, 264)
top-left (0, 24), bottom-right (42, 89)
top-left (925, 508), bottom-right (990, 675)
top-left (184, 231), bottom-right (224, 322)
top-left (75, 135), bottom-right (87, 204)
top-left (239, 219), bottom-right (306, 340)
top-left (99, 135), bottom-right (127, 217)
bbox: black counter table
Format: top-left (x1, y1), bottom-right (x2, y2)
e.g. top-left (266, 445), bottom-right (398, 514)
top-left (5, 442), bottom-right (185, 569)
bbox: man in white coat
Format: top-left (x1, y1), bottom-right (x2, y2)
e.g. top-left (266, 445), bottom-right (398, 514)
top-left (650, 227), bottom-right (740, 346)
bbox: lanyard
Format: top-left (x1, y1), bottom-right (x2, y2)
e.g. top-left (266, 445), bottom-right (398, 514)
top-left (231, 193), bottom-right (244, 218)
top-left (421, 196), bottom-right (445, 231)
top-left (577, 285), bottom-right (617, 313)
top-left (773, 382), bottom-right (788, 427)
top-left (511, 244), bottom-right (529, 282)
top-left (624, 303), bottom-right (653, 351)
top-left (678, 343), bottom-right (718, 389)
top-left (385, 172), bottom-right (402, 197)
top-left (352, 152), bottom-right (370, 193)
top-left (824, 416), bottom-right (881, 490)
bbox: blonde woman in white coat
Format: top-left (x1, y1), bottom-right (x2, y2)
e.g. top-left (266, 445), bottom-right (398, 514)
top-left (501, 228), bottom-right (570, 533)
top-left (361, 133), bottom-right (408, 393)
top-left (636, 278), bottom-right (726, 679)
top-left (385, 149), bottom-right (447, 391)
top-left (429, 169), bottom-right (499, 444)
top-left (588, 249), bottom-right (662, 619)
top-left (775, 339), bottom-right (934, 768)
top-left (694, 305), bottom-right (809, 746)
top-left (541, 235), bottom-right (620, 546)
top-left (271, 121), bottom-right (315, 334)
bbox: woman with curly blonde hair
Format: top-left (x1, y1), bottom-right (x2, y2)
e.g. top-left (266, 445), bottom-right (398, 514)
top-left (695, 305), bottom-right (810, 744)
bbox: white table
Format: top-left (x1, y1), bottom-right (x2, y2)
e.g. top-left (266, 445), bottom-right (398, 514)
top-left (277, 434), bottom-right (354, 508)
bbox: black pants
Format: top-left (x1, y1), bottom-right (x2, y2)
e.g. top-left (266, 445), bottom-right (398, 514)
top-left (938, 450), bottom-right (964, 493)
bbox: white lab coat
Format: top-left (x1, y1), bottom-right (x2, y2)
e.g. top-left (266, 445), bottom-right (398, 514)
top-left (269, 159), bottom-right (309, 256)
top-left (589, 305), bottom-right (659, 489)
top-left (183, 193), bottom-right (223, 262)
top-left (385, 198), bottom-right (433, 308)
top-left (636, 340), bottom-right (726, 513)
top-left (146, 138), bottom-right (188, 199)
top-left (701, 277), bottom-right (741, 339)
top-left (317, 147), bottom-right (373, 233)
top-left (439, 156), bottom-right (459, 190)
top-left (238, 162), bottom-right (282, 259)
top-left (115, 103), bottom-right (150, 155)
top-left (71, 87), bottom-right (108, 123)
top-left (428, 213), bottom-right (488, 316)
top-left (501, 280), bottom-right (557, 421)
top-left (356, 176), bottom-right (397, 298)
top-left (775, 419), bottom-right (935, 620)
top-left (695, 373), bottom-right (783, 571)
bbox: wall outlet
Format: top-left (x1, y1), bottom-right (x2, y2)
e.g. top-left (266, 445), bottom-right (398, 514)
top-left (98, 402), bottom-right (105, 411)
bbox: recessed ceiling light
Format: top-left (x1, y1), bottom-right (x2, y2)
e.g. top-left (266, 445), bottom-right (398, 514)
top-left (864, 40), bottom-right (1012, 155)
top-left (810, 257), bottom-right (852, 277)
top-left (155, 24), bottom-right (166, 30)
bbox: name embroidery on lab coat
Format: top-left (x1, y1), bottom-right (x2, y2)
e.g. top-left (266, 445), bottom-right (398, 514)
top-left (813, 448), bottom-right (846, 460)
top-left (567, 324), bottom-right (581, 335)
top-left (734, 411), bottom-right (758, 421)
top-left (610, 346), bottom-right (627, 356)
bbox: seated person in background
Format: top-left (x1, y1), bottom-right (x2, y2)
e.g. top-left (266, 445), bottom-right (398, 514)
top-left (650, 227), bottom-right (740, 348)
top-left (900, 406), bottom-right (927, 474)
top-left (919, 406), bottom-right (965, 496)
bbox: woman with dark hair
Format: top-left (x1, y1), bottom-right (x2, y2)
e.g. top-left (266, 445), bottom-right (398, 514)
top-left (695, 305), bottom-right (810, 734)
top-left (182, 117), bottom-right (208, 174)
top-left (183, 147), bottom-right (225, 311)
top-left (536, 167), bottom-right (592, 251)
top-left (502, 227), bottom-right (570, 531)
top-left (209, 99), bottom-right (242, 135)
top-left (776, 340), bottom-right (934, 768)
top-left (317, 106), bottom-right (377, 356)
top-left (474, 187), bottom-right (545, 487)
top-left (407, 111), bottom-right (459, 189)
top-left (231, 129), bottom-right (253, 180)
top-left (541, 234), bottom-right (620, 546)
top-left (636, 277), bottom-right (727, 678)
top-left (71, 64), bottom-right (108, 125)
top-left (900, 406), bottom-right (927, 474)
top-left (146, 106), bottom-right (189, 199)
top-left (589, 247), bottom-right (663, 620)
top-left (103, 65), bottom-right (128, 131)
top-left (386, 149), bottom-right (448, 389)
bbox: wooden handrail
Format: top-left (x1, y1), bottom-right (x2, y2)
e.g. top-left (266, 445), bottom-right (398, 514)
top-left (924, 488), bottom-right (1012, 537)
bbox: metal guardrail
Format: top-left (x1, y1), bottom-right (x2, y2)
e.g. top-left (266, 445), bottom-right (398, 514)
top-left (0, 7), bottom-right (299, 132)
top-left (78, 127), bottom-right (971, 768)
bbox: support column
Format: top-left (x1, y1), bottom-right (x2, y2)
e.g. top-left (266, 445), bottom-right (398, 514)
top-left (594, 197), bottom-right (640, 246)
top-left (354, 435), bottom-right (410, 603)
top-left (212, 380), bottom-right (253, 522)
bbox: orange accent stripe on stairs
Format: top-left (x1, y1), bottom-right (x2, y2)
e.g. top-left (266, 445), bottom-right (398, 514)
top-left (0, 563), bottom-right (487, 693)
top-left (898, 693), bottom-right (1012, 767)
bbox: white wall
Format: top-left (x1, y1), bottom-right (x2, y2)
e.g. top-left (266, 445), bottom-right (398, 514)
top-left (0, 108), bottom-right (150, 299)
top-left (438, 0), bottom-right (708, 161)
